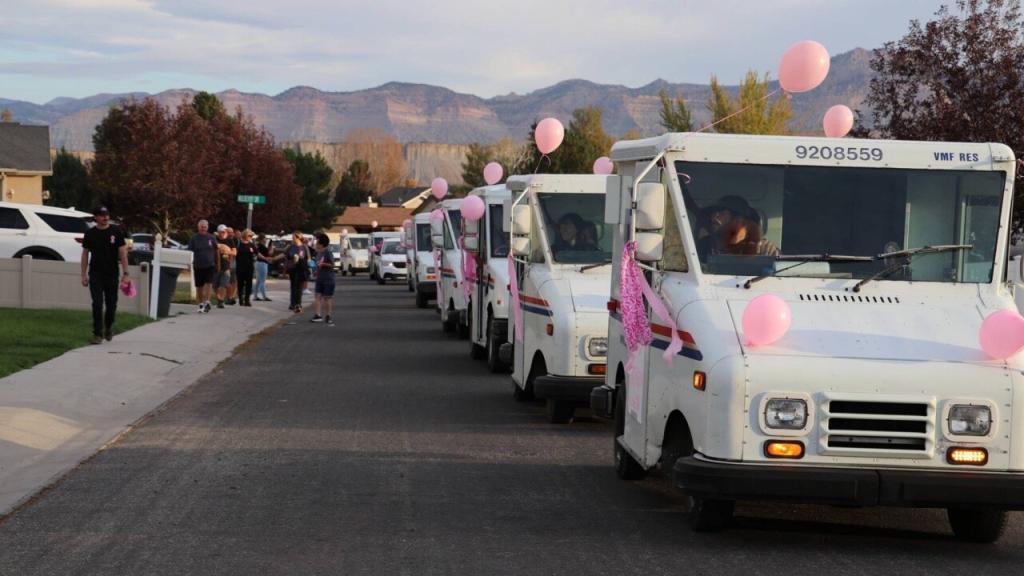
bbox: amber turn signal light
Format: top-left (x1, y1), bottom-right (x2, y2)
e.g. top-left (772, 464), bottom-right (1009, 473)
top-left (947, 447), bottom-right (988, 466)
top-left (764, 441), bottom-right (804, 459)
top-left (692, 371), bottom-right (706, 391)
top-left (587, 363), bottom-right (607, 375)
top-left (545, 323), bottom-right (554, 336)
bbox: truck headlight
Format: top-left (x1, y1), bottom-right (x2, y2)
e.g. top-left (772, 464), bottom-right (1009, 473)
top-left (764, 398), bottom-right (807, 430)
top-left (587, 337), bottom-right (608, 358)
top-left (948, 405), bottom-right (991, 436)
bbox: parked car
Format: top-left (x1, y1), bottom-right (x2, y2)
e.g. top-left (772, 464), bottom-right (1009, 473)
top-left (0, 201), bottom-right (93, 261)
top-left (375, 238), bottom-right (408, 284)
top-left (129, 233), bottom-right (183, 252)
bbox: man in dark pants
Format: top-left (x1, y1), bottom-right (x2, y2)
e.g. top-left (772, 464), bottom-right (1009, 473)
top-left (80, 206), bottom-right (129, 344)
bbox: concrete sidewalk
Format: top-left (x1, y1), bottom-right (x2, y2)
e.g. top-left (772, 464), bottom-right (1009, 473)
top-left (0, 280), bottom-right (302, 515)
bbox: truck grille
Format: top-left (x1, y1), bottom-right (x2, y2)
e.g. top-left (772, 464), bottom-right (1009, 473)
top-left (821, 398), bottom-right (933, 457)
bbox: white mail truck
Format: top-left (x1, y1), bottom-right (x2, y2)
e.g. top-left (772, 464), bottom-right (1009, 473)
top-left (463, 184), bottom-right (512, 371)
top-left (590, 132), bottom-right (1023, 542)
top-left (503, 174), bottom-right (615, 423)
top-left (409, 212), bottom-right (437, 308)
top-left (431, 198), bottom-right (469, 337)
top-left (340, 233), bottom-right (369, 276)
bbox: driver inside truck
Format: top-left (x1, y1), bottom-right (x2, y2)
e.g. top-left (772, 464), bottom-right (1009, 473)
top-left (552, 213), bottom-right (584, 254)
top-left (696, 195), bottom-right (778, 259)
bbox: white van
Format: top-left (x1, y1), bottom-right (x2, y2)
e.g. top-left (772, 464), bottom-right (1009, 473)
top-left (0, 201), bottom-right (93, 262)
top-left (340, 233), bottom-right (369, 276)
top-left (375, 238), bottom-right (407, 284)
top-left (503, 174), bottom-right (615, 423)
top-left (431, 198), bottom-right (469, 337)
top-left (463, 185), bottom-right (512, 371)
top-left (408, 212), bottom-right (437, 308)
top-left (368, 231), bottom-right (402, 280)
top-left (591, 132), bottom-right (1023, 542)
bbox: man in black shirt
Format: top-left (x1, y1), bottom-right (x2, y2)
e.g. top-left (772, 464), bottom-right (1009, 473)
top-left (80, 206), bottom-right (129, 344)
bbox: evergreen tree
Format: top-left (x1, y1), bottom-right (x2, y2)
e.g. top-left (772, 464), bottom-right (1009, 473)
top-left (707, 71), bottom-right (790, 134)
top-left (283, 149), bottom-right (338, 231)
top-left (45, 148), bottom-right (98, 210)
top-left (659, 89), bottom-right (693, 132)
top-left (192, 91), bottom-right (227, 122)
top-left (335, 159), bottom-right (374, 208)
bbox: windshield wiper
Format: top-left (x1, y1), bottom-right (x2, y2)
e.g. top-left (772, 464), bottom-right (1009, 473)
top-left (851, 244), bottom-right (972, 292)
top-left (743, 254), bottom-right (873, 289)
top-left (579, 259), bottom-right (613, 272)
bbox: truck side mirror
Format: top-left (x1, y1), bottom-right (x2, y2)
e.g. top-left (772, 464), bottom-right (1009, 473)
top-left (430, 218), bottom-right (443, 236)
top-left (634, 232), bottom-right (663, 262)
top-left (464, 235), bottom-right (479, 252)
top-left (431, 234), bottom-right (444, 249)
top-left (512, 237), bottom-right (530, 257)
top-left (512, 205), bottom-right (532, 236)
top-left (635, 183), bottom-right (665, 229)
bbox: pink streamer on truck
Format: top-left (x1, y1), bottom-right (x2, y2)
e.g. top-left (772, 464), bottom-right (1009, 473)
top-left (620, 241), bottom-right (683, 367)
top-left (459, 235), bottom-right (477, 301)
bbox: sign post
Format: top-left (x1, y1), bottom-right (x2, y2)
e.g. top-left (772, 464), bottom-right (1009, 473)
top-left (237, 195), bottom-right (266, 230)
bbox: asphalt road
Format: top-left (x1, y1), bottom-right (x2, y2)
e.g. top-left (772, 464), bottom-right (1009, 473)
top-left (2, 276), bottom-right (1023, 575)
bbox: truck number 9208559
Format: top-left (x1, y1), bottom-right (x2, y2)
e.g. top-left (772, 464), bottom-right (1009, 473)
top-left (795, 145), bottom-right (883, 161)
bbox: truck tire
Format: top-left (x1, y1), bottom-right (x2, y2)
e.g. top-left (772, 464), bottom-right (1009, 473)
top-left (442, 305), bottom-right (457, 333)
top-left (469, 312), bottom-right (486, 359)
top-left (456, 309), bottom-right (470, 340)
top-left (408, 279), bottom-right (414, 292)
top-left (416, 290), bottom-right (429, 308)
top-left (486, 316), bottom-right (506, 373)
top-left (546, 399), bottom-right (574, 424)
top-left (687, 497), bottom-right (735, 532)
top-left (947, 509), bottom-right (1008, 543)
top-left (614, 385), bottom-right (646, 480)
top-left (377, 274), bottom-right (386, 285)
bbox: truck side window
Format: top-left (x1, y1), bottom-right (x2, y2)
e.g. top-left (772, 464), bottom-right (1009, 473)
top-left (662, 191), bottom-right (689, 273)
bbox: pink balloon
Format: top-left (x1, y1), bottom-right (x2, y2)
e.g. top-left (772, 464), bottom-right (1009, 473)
top-left (371, 220), bottom-right (378, 228)
top-left (483, 162), bottom-right (503, 186)
top-left (979, 310), bottom-right (1024, 360)
top-left (742, 294), bottom-right (792, 347)
top-left (823, 105), bottom-right (854, 138)
top-left (429, 209), bottom-right (444, 223)
top-left (461, 195), bottom-right (486, 221)
top-left (535, 117), bottom-right (565, 155)
top-left (779, 40), bottom-right (830, 94)
top-left (402, 219), bottom-right (412, 228)
top-left (593, 156), bottom-right (613, 175)
top-left (431, 177), bottom-right (448, 200)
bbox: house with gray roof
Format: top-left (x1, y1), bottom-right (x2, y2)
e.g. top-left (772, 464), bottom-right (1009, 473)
top-left (0, 122), bottom-right (52, 205)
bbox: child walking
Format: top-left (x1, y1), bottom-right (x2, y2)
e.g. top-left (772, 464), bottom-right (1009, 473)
top-left (310, 233), bottom-right (336, 326)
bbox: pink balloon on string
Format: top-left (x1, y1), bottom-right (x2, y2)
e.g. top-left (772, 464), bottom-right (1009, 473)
top-left (371, 220), bottom-right (378, 228)
top-left (461, 195), bottom-right (486, 221)
top-left (979, 310), bottom-right (1024, 360)
top-left (483, 162), bottom-right (503, 185)
top-left (823, 105), bottom-right (854, 138)
top-left (431, 177), bottom-right (448, 200)
top-left (593, 156), bottom-right (613, 175)
top-left (402, 219), bottom-right (412, 228)
top-left (779, 40), bottom-right (830, 93)
top-left (742, 294), bottom-right (792, 347)
top-left (535, 118), bottom-right (565, 155)
top-left (429, 209), bottom-right (444, 223)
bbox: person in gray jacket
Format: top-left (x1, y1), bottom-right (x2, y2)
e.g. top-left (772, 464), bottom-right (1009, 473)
top-left (187, 219), bottom-right (218, 313)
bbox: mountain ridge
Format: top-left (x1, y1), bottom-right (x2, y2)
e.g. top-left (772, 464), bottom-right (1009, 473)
top-left (1, 48), bottom-right (874, 152)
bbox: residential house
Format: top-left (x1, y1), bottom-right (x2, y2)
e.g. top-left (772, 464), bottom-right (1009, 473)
top-left (0, 123), bottom-right (52, 205)
top-left (377, 186), bottom-right (430, 210)
top-left (331, 206), bottom-right (413, 235)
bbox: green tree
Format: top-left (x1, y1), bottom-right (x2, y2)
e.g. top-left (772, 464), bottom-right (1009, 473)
top-left (192, 91), bottom-right (227, 122)
top-left (707, 71), bottom-right (790, 134)
top-left (461, 143), bottom-right (491, 188)
top-left (514, 107), bottom-right (613, 175)
top-left (45, 148), bottom-right (98, 209)
top-left (284, 148), bottom-right (338, 230)
top-left (659, 88), bottom-right (692, 132)
top-left (335, 159), bottom-right (374, 208)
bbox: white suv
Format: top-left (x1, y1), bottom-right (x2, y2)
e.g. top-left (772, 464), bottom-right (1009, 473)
top-left (0, 201), bottom-right (94, 262)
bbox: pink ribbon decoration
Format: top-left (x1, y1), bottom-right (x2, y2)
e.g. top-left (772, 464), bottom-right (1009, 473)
top-left (434, 246), bottom-right (444, 307)
top-left (459, 235), bottom-right (478, 301)
top-left (620, 241), bottom-right (683, 366)
top-left (508, 255), bottom-right (524, 341)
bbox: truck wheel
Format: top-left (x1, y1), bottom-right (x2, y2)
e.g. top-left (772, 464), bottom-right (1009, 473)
top-left (614, 385), bottom-right (646, 480)
top-left (456, 313), bottom-right (470, 340)
top-left (470, 335), bottom-right (486, 360)
top-left (377, 274), bottom-right (386, 285)
top-left (408, 280), bottom-right (414, 292)
top-left (416, 290), bottom-right (429, 308)
top-left (442, 305), bottom-right (456, 333)
top-left (947, 509), bottom-right (1008, 543)
top-left (546, 399), bottom-right (574, 424)
top-left (486, 316), bottom-right (506, 373)
top-left (687, 497), bottom-right (735, 532)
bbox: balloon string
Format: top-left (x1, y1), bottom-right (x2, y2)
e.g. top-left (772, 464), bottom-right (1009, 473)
top-left (695, 88), bottom-right (783, 133)
top-left (533, 154), bottom-right (551, 174)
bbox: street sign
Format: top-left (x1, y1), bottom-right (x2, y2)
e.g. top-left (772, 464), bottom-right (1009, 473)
top-left (237, 195), bottom-right (266, 204)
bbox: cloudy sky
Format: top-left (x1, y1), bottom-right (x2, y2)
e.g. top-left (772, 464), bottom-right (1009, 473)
top-left (2, 0), bottom-right (947, 104)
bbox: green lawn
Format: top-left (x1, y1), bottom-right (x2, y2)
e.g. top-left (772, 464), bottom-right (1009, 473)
top-left (172, 283), bottom-right (195, 304)
top-left (0, 308), bottom-right (153, 379)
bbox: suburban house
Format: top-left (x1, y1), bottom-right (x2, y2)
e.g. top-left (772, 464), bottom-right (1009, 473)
top-left (0, 123), bottom-right (52, 205)
top-left (377, 186), bottom-right (430, 210)
top-left (330, 206), bottom-right (413, 235)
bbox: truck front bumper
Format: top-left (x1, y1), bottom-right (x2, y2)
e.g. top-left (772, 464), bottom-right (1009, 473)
top-left (533, 375), bottom-right (604, 403)
top-left (417, 281), bottom-right (437, 294)
top-left (676, 456), bottom-right (1024, 509)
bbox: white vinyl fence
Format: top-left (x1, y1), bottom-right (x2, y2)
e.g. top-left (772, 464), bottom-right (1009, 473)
top-left (0, 255), bottom-right (152, 316)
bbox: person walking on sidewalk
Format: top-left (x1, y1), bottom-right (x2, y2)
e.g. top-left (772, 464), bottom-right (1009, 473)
top-left (80, 206), bottom-right (129, 344)
top-left (227, 227), bottom-right (241, 305)
top-left (269, 231), bottom-right (309, 314)
top-left (187, 219), bottom-right (217, 313)
top-left (254, 233), bottom-right (271, 301)
top-left (310, 233), bottom-right (336, 325)
top-left (214, 224), bottom-right (236, 309)
top-left (236, 229), bottom-right (257, 306)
